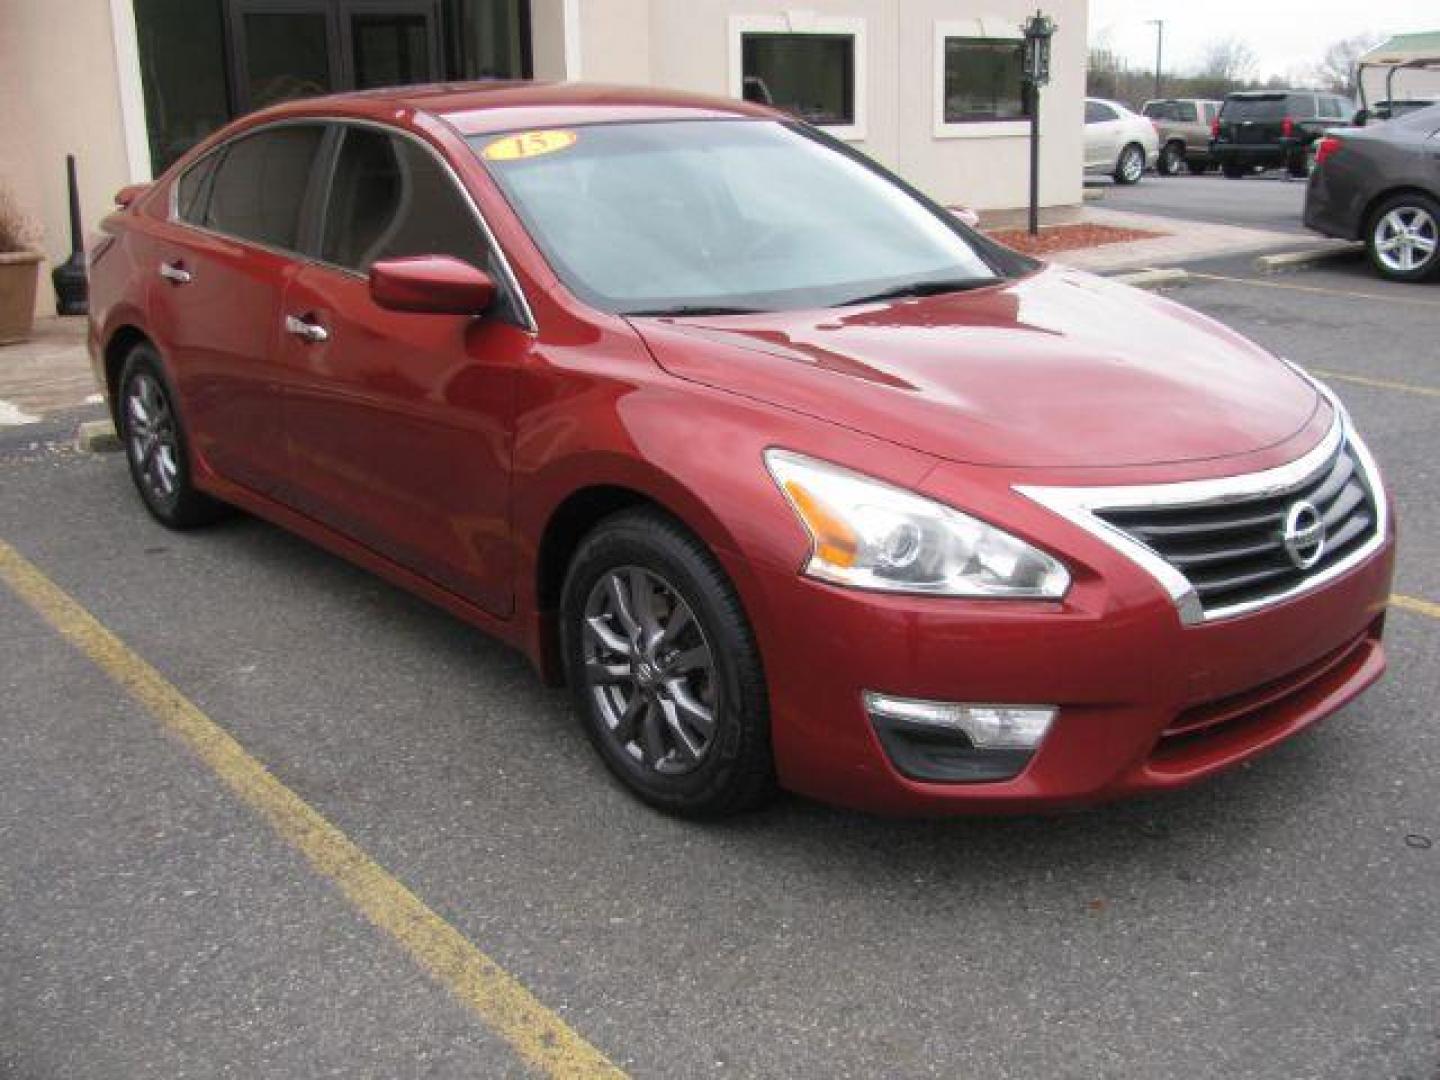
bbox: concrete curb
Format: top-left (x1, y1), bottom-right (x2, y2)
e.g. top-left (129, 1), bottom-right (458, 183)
top-left (1107, 267), bottom-right (1191, 289)
top-left (77, 419), bottom-right (121, 454)
top-left (1255, 244), bottom-right (1363, 271)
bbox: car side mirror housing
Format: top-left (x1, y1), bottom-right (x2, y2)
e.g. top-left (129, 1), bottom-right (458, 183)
top-left (369, 256), bottom-right (496, 315)
top-left (115, 183), bottom-right (152, 208)
top-left (1352, 108), bottom-right (1369, 127)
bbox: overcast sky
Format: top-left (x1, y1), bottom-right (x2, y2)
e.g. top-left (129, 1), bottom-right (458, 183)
top-left (1088, 1), bottom-right (1436, 80)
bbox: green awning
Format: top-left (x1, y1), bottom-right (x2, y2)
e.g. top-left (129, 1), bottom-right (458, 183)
top-left (1359, 32), bottom-right (1440, 67)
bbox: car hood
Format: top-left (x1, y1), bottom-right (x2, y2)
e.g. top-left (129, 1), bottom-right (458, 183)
top-left (630, 266), bottom-right (1321, 468)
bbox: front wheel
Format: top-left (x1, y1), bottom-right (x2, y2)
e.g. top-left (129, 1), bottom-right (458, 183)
top-left (117, 344), bottom-right (231, 529)
top-left (1114, 144), bottom-right (1145, 185)
top-left (1366, 193), bottom-right (1440, 282)
top-left (561, 508), bottom-right (776, 817)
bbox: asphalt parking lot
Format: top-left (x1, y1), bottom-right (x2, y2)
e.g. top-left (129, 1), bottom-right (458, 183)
top-left (2, 254), bottom-right (1438, 1078)
top-left (1091, 170), bottom-right (1312, 234)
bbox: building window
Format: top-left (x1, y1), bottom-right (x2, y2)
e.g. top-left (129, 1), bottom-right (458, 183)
top-left (742, 34), bottom-right (855, 127)
top-left (729, 16), bottom-right (866, 141)
top-left (932, 20), bottom-right (1030, 140)
top-left (942, 38), bottom-right (1027, 123)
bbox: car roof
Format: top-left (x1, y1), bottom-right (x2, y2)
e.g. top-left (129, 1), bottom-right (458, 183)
top-left (248, 80), bottom-right (779, 136)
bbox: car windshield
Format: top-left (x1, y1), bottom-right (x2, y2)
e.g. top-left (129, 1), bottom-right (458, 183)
top-left (471, 119), bottom-right (1005, 316)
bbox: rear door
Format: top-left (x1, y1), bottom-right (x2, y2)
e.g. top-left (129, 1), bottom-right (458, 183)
top-left (147, 123), bottom-right (326, 494)
top-left (273, 122), bottom-right (531, 616)
top-left (1085, 101), bottom-right (1123, 167)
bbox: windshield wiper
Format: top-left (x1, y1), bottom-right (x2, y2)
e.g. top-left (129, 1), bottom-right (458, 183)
top-left (837, 278), bottom-right (994, 307)
top-left (622, 305), bottom-right (766, 318)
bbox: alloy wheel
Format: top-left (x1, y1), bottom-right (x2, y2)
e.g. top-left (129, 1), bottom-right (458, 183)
top-left (582, 566), bottom-right (719, 776)
top-left (1373, 207), bottom-right (1438, 275)
top-left (1120, 146), bottom-right (1144, 183)
top-left (125, 372), bottom-right (181, 505)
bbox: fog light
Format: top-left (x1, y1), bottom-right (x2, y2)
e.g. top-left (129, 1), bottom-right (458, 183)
top-left (863, 693), bottom-right (1056, 750)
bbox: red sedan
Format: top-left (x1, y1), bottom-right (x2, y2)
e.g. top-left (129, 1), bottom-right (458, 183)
top-left (88, 83), bottom-right (1395, 817)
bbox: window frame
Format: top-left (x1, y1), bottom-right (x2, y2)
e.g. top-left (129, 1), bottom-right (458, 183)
top-left (728, 14), bottom-right (867, 142)
top-left (168, 116), bottom-right (536, 331)
top-left (933, 19), bottom-right (1029, 140)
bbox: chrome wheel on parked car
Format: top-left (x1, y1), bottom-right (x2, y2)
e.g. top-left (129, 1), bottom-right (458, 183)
top-left (1369, 199), bottom-right (1439, 281)
top-left (582, 566), bottom-right (718, 776)
top-left (1158, 143), bottom-right (1184, 176)
top-left (1115, 144), bottom-right (1145, 185)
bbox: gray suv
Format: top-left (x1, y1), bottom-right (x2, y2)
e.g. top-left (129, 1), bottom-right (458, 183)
top-left (1142, 99), bottom-right (1222, 175)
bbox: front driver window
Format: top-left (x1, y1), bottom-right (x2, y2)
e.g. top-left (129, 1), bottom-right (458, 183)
top-left (320, 126), bottom-right (511, 316)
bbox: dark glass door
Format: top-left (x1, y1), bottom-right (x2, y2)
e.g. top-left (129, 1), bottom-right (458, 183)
top-left (227, 0), bottom-right (441, 112)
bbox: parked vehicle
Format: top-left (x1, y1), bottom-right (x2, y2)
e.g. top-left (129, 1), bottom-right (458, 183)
top-left (1305, 102), bottom-right (1440, 281)
top-left (88, 84), bottom-right (1394, 818)
top-left (1355, 32), bottom-right (1440, 123)
top-left (1084, 98), bottom-right (1159, 184)
top-left (1211, 90), bottom-right (1356, 178)
top-left (1141, 98), bottom-right (1222, 175)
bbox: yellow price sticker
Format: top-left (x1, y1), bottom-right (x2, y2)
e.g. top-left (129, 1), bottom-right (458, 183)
top-left (482, 129), bottom-right (578, 162)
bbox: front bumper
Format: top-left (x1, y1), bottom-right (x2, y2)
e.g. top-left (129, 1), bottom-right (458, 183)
top-left (744, 475), bottom-right (1395, 816)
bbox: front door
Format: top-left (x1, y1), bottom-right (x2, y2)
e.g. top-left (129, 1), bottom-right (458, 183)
top-left (274, 123), bottom-right (527, 616)
top-left (228, 0), bottom-right (442, 113)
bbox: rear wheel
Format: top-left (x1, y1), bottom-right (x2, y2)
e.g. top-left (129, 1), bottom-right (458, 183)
top-left (1222, 163), bottom-right (1248, 179)
top-left (1114, 143), bottom-right (1145, 185)
top-left (117, 343), bottom-right (230, 529)
top-left (1186, 159), bottom-right (1210, 176)
top-left (1157, 141), bottom-right (1185, 176)
top-left (1366, 193), bottom-right (1440, 282)
top-left (561, 508), bottom-right (776, 817)
top-left (1286, 149), bottom-right (1312, 179)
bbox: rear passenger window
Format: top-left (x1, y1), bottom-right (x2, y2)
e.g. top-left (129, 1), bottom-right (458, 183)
top-left (1177, 102), bottom-right (1198, 122)
top-left (203, 125), bottom-right (324, 250)
top-left (320, 127), bottom-right (492, 274)
top-left (175, 153), bottom-right (220, 224)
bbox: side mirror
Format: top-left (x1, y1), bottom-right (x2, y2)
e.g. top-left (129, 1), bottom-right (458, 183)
top-left (115, 183), bottom-right (152, 208)
top-left (1352, 108), bottom-right (1370, 127)
top-left (369, 255), bottom-right (496, 315)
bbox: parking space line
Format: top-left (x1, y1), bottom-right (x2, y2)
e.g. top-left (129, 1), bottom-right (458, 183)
top-left (1393, 594), bottom-right (1440, 620)
top-left (1186, 271), bottom-right (1440, 307)
top-left (0, 538), bottom-right (625, 1080)
top-left (1310, 369), bottom-right (1440, 400)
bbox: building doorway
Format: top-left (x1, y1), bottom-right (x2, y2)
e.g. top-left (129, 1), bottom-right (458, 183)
top-left (134, 0), bottom-right (531, 172)
top-left (227, 0), bottom-right (444, 113)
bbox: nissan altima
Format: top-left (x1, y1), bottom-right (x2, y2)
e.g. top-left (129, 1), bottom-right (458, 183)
top-left (88, 83), bottom-right (1395, 817)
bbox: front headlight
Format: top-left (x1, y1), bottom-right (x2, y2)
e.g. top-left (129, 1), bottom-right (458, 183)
top-left (764, 449), bottom-right (1071, 599)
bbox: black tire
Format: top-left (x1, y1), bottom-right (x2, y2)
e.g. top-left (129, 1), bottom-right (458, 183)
top-left (116, 342), bottom-right (230, 529)
top-left (1186, 159), bottom-right (1210, 176)
top-left (1113, 143), bottom-right (1145, 185)
top-left (1157, 141), bottom-right (1185, 176)
top-left (1222, 163), bottom-right (1248, 179)
top-left (1286, 150), bottom-right (1311, 179)
top-left (1365, 192), bottom-right (1440, 283)
top-left (560, 507), bottom-right (776, 817)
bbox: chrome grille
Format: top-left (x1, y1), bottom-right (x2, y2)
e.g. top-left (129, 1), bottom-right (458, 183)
top-left (1094, 440), bottom-right (1379, 617)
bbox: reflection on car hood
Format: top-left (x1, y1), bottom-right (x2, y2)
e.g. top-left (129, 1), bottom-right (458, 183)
top-left (630, 266), bottom-right (1321, 468)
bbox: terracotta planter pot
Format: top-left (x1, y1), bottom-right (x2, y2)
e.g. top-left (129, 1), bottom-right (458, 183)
top-left (0, 250), bottom-right (44, 345)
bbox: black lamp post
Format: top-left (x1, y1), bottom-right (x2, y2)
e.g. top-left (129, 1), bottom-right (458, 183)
top-left (52, 155), bottom-right (89, 316)
top-left (1022, 11), bottom-right (1056, 236)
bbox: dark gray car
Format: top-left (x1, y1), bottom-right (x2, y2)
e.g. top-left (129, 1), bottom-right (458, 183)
top-left (1305, 102), bottom-right (1440, 281)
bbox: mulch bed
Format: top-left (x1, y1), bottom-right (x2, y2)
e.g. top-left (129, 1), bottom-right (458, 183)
top-left (987, 222), bottom-right (1164, 255)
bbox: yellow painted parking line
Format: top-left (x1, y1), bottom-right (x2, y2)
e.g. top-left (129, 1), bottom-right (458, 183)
top-left (1187, 271), bottom-right (1440, 307)
top-left (0, 538), bottom-right (625, 1080)
top-left (1392, 594), bottom-right (1440, 620)
top-left (1310, 369), bottom-right (1440, 400)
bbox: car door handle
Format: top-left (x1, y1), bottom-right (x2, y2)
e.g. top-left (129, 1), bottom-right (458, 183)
top-left (284, 314), bottom-right (329, 344)
top-left (158, 261), bottom-right (192, 285)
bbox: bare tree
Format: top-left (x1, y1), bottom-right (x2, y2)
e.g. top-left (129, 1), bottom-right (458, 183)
top-left (1197, 37), bottom-right (1259, 84)
top-left (1310, 33), bottom-right (1382, 96)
